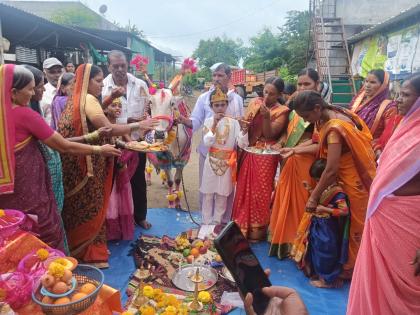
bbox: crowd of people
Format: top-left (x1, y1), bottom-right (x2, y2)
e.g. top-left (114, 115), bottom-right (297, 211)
top-left (0, 51), bottom-right (419, 314)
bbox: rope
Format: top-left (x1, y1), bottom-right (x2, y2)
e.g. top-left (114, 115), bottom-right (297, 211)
top-left (175, 123), bottom-right (200, 226)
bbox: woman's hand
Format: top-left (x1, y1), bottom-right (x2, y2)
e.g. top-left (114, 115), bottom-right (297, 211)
top-left (411, 249), bottom-right (420, 276)
top-left (97, 127), bottom-right (113, 139)
top-left (139, 118), bottom-right (159, 131)
top-left (305, 197), bottom-right (318, 212)
top-left (260, 103), bottom-right (270, 118)
top-left (244, 286), bottom-right (308, 315)
top-left (279, 147), bottom-right (294, 159)
top-left (99, 144), bottom-right (121, 157)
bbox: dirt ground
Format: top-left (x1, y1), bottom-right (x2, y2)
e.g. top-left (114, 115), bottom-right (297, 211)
top-left (147, 92), bottom-right (201, 210)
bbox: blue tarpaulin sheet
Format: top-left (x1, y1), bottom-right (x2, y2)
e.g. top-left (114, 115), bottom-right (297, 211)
top-left (103, 208), bottom-right (349, 315)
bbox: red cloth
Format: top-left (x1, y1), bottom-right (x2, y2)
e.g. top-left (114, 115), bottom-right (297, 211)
top-left (232, 151), bottom-right (279, 240)
top-left (13, 106), bottom-right (54, 143)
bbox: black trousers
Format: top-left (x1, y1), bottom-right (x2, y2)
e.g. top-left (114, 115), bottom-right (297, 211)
top-left (130, 152), bottom-right (147, 223)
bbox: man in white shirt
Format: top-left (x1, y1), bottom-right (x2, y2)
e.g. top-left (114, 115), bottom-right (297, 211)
top-left (102, 50), bottom-right (151, 229)
top-left (40, 57), bottom-right (63, 125)
top-left (177, 63), bottom-right (244, 221)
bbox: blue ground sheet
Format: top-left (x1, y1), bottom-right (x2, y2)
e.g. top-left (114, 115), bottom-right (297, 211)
top-left (103, 208), bottom-right (349, 315)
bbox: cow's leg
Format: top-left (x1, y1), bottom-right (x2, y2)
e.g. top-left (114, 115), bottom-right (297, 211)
top-left (174, 168), bottom-right (183, 209)
top-left (165, 169), bottom-right (176, 208)
top-left (159, 169), bottom-right (168, 186)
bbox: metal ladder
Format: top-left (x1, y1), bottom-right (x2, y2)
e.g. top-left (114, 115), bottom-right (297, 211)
top-left (310, 0), bottom-right (356, 107)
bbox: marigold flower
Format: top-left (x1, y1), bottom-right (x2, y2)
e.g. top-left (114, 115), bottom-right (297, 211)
top-left (36, 248), bottom-right (49, 261)
top-left (198, 291), bottom-right (212, 303)
top-left (142, 285), bottom-right (154, 298)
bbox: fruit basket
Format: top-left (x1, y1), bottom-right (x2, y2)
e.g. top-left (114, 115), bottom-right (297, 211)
top-left (32, 264), bottom-right (104, 315)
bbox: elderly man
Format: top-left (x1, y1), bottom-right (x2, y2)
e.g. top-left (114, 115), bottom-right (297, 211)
top-left (40, 57), bottom-right (63, 125)
top-left (102, 50), bottom-right (152, 229)
top-left (177, 63), bottom-right (244, 222)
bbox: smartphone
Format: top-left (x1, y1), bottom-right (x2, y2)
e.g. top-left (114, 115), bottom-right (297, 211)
top-left (214, 221), bottom-right (271, 315)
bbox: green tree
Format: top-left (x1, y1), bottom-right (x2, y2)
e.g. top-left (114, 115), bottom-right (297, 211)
top-left (244, 28), bottom-right (288, 73)
top-left (243, 10), bottom-right (310, 76)
top-left (51, 8), bottom-right (101, 28)
top-left (278, 10), bottom-right (310, 75)
top-left (192, 36), bottom-right (244, 68)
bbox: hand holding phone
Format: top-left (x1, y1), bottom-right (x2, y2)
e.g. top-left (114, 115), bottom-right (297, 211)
top-left (214, 222), bottom-right (271, 315)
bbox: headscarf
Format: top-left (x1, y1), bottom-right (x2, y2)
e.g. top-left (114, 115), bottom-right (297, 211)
top-left (0, 64), bottom-right (16, 194)
top-left (351, 71), bottom-right (393, 130)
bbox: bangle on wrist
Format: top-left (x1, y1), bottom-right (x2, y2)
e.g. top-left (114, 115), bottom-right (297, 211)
top-left (84, 131), bottom-right (99, 144)
top-left (92, 145), bottom-right (101, 155)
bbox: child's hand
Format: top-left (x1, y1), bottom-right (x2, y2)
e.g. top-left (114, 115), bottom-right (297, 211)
top-left (315, 205), bottom-right (331, 214)
top-left (214, 113), bottom-right (225, 123)
top-left (239, 120), bottom-right (249, 132)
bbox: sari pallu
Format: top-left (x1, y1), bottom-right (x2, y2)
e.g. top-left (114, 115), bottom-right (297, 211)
top-left (268, 111), bottom-right (316, 258)
top-left (0, 138), bottom-right (65, 251)
top-left (58, 64), bottom-right (113, 263)
top-left (351, 71), bottom-right (397, 139)
top-left (347, 99), bottom-right (420, 315)
top-left (318, 112), bottom-right (376, 271)
top-left (232, 102), bottom-right (289, 241)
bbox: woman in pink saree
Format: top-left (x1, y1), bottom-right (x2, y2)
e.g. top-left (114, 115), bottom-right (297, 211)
top-left (347, 75), bottom-right (420, 315)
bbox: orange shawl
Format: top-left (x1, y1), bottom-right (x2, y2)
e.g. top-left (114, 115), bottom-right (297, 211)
top-left (0, 65), bottom-right (16, 194)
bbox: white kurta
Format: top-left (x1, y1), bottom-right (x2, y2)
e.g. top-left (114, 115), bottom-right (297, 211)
top-left (199, 117), bottom-right (248, 196)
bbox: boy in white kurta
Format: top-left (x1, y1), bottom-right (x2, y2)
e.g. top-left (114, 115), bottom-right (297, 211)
top-left (200, 86), bottom-right (249, 224)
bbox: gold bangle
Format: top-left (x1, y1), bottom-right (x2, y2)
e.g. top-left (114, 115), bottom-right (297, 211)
top-left (85, 131), bottom-right (99, 144)
top-left (92, 145), bottom-right (101, 155)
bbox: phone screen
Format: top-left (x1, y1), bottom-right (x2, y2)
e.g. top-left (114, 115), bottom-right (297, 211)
top-left (214, 222), bottom-right (271, 314)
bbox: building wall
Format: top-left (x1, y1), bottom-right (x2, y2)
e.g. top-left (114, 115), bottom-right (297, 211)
top-left (336, 0), bottom-right (419, 25)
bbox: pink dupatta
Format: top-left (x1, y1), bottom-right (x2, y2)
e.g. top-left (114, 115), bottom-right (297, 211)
top-left (367, 97), bottom-right (420, 219)
top-left (0, 64), bottom-right (16, 194)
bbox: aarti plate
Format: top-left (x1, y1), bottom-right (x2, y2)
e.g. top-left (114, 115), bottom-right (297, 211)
top-left (172, 264), bottom-right (218, 292)
top-left (244, 147), bottom-right (281, 155)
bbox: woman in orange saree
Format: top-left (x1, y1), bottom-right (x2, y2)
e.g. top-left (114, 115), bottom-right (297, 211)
top-left (268, 68), bottom-right (321, 259)
top-left (293, 90), bottom-right (376, 276)
top-left (58, 64), bottom-right (157, 267)
top-left (347, 76), bottom-right (420, 315)
top-left (232, 77), bottom-right (289, 240)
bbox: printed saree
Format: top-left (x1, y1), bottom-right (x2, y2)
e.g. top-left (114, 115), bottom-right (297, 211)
top-left (347, 98), bottom-right (420, 315)
top-left (58, 64), bottom-right (113, 264)
top-left (232, 100), bottom-right (289, 240)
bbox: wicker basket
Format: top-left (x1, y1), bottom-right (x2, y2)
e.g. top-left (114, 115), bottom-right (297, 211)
top-left (32, 264), bottom-right (104, 315)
